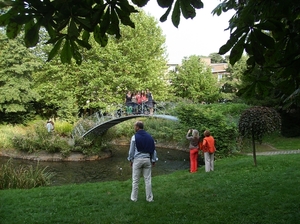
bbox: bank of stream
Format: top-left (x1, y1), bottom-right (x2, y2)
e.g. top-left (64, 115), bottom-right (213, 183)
top-left (0, 145), bottom-right (191, 186)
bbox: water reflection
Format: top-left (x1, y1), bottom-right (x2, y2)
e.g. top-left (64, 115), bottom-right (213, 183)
top-left (0, 146), bottom-right (190, 186)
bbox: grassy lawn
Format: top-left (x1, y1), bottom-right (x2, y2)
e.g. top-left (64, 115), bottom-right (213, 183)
top-left (1, 154), bottom-right (299, 224)
top-left (241, 134), bottom-right (300, 153)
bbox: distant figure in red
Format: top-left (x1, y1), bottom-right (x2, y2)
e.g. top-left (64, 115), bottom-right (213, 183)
top-left (186, 129), bottom-right (199, 173)
top-left (202, 130), bottom-right (216, 172)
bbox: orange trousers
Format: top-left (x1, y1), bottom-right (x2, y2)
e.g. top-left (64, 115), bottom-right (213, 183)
top-left (190, 148), bottom-right (198, 172)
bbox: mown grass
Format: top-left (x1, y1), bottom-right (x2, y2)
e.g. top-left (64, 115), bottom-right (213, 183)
top-left (1, 154), bottom-right (299, 224)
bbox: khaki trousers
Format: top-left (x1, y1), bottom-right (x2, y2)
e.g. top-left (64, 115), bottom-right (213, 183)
top-left (131, 158), bottom-right (153, 202)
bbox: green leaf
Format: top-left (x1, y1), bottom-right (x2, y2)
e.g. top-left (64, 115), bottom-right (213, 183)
top-left (75, 38), bottom-right (92, 50)
top-left (157, 0), bottom-right (174, 8)
top-left (131, 0), bottom-right (149, 7)
top-left (6, 21), bottom-right (22, 39)
top-left (250, 32), bottom-right (265, 65)
top-left (100, 9), bottom-right (110, 36)
top-left (60, 39), bottom-right (72, 64)
top-left (47, 38), bottom-right (63, 62)
top-left (171, 0), bottom-right (181, 28)
top-left (68, 19), bottom-right (80, 38)
top-left (160, 7), bottom-right (172, 22)
top-left (74, 17), bottom-right (93, 32)
top-left (82, 30), bottom-right (90, 42)
top-left (229, 34), bottom-right (246, 65)
top-left (45, 24), bottom-right (56, 39)
top-left (117, 0), bottom-right (139, 13)
top-left (180, 0), bottom-right (196, 19)
top-left (190, 0), bottom-right (203, 9)
top-left (253, 29), bottom-right (275, 49)
top-left (94, 25), bottom-right (108, 47)
top-left (109, 8), bottom-right (121, 38)
top-left (246, 56), bottom-right (255, 67)
top-left (70, 40), bottom-right (82, 65)
top-left (0, 13), bottom-right (10, 26)
top-left (115, 7), bottom-right (135, 28)
top-left (24, 20), bottom-right (40, 47)
top-left (219, 27), bottom-right (248, 55)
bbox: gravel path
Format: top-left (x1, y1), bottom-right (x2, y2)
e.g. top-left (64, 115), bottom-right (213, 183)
top-left (246, 150), bottom-right (300, 156)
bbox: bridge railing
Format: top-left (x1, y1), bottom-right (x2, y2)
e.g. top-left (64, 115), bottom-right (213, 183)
top-left (71, 102), bottom-right (170, 138)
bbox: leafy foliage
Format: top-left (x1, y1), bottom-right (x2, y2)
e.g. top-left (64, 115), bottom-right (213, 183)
top-left (173, 102), bottom-right (249, 155)
top-left (238, 106), bottom-right (281, 165)
top-left (0, 0), bottom-right (203, 64)
top-left (214, 0), bottom-right (300, 111)
top-left (32, 11), bottom-right (170, 120)
top-left (239, 106), bottom-right (282, 143)
top-left (0, 31), bottom-right (40, 123)
top-left (169, 55), bottom-right (220, 103)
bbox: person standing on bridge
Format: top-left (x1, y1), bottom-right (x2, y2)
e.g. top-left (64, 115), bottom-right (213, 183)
top-left (128, 120), bottom-right (157, 202)
top-left (125, 90), bottom-right (133, 115)
top-left (146, 89), bottom-right (154, 115)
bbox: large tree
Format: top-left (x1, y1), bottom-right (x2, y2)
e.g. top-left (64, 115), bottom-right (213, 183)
top-left (0, 31), bottom-right (40, 123)
top-left (170, 55), bottom-right (220, 103)
top-left (1, 0), bottom-right (299, 111)
top-left (214, 0), bottom-right (300, 111)
top-left (33, 11), bottom-right (170, 119)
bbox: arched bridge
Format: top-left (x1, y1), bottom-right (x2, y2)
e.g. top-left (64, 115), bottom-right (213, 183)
top-left (72, 106), bottom-right (178, 138)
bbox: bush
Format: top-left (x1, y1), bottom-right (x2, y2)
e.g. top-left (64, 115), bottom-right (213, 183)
top-left (12, 121), bottom-right (70, 154)
top-left (173, 103), bottom-right (250, 155)
top-left (0, 158), bottom-right (54, 189)
top-left (53, 120), bottom-right (73, 137)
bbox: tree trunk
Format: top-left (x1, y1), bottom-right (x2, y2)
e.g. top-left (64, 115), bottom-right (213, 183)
top-left (252, 131), bottom-right (257, 166)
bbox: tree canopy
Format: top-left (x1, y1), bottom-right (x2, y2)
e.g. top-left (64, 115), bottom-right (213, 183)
top-left (0, 31), bottom-right (40, 123)
top-left (170, 55), bottom-right (219, 103)
top-left (1, 0), bottom-right (300, 112)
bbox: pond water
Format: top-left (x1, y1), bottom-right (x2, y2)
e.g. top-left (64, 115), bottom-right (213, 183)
top-left (0, 146), bottom-right (190, 186)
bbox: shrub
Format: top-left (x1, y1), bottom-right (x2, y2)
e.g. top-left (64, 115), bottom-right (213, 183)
top-left (12, 121), bottom-right (70, 154)
top-left (173, 103), bottom-right (249, 155)
top-left (53, 120), bottom-right (73, 137)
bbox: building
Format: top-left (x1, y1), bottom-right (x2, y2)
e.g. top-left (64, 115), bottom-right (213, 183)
top-left (167, 57), bottom-right (229, 82)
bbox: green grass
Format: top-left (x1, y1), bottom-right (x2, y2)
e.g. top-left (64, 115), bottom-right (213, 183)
top-left (263, 134), bottom-right (300, 150)
top-left (1, 154), bottom-right (300, 224)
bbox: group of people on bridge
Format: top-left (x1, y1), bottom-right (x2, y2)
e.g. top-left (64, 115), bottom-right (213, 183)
top-left (125, 89), bottom-right (155, 115)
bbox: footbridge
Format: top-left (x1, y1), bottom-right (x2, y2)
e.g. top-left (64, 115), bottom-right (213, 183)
top-left (72, 107), bottom-right (178, 138)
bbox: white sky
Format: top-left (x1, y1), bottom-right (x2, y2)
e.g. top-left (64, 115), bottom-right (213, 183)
top-left (143, 0), bottom-right (235, 64)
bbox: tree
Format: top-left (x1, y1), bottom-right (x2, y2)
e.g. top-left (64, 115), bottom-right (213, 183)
top-left (32, 11), bottom-right (170, 119)
top-left (170, 55), bottom-right (220, 103)
top-left (0, 31), bottom-right (40, 123)
top-left (214, 0), bottom-right (300, 111)
top-left (1, 0), bottom-right (299, 112)
top-left (219, 55), bottom-right (247, 102)
top-left (238, 106), bottom-right (281, 166)
top-left (0, 0), bottom-right (203, 65)
top-left (209, 53), bottom-right (226, 63)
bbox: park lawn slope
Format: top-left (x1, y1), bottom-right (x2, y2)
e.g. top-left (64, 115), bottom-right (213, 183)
top-left (1, 154), bottom-right (299, 224)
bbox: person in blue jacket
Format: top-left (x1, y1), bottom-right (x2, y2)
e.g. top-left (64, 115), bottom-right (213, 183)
top-left (128, 120), bottom-right (157, 202)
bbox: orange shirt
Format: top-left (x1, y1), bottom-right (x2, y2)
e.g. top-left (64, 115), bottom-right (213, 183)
top-left (202, 136), bottom-right (215, 153)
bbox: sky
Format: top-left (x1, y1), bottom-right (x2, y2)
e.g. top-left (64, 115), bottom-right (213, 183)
top-left (143, 0), bottom-right (235, 64)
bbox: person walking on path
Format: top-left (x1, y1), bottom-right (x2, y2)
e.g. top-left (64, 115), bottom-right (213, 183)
top-left (202, 130), bottom-right (216, 172)
top-left (128, 121), bottom-right (157, 202)
top-left (186, 129), bottom-right (200, 173)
